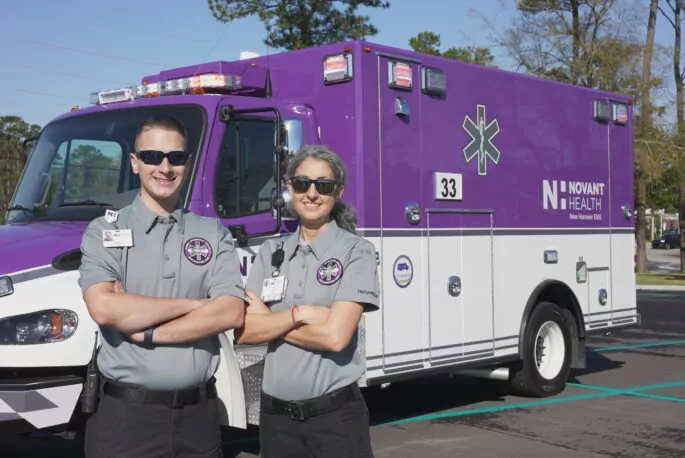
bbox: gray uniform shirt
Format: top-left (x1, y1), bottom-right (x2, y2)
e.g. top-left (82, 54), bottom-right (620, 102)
top-left (78, 194), bottom-right (244, 391)
top-left (245, 219), bottom-right (380, 401)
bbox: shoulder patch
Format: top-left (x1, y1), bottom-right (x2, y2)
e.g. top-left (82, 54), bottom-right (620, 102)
top-left (184, 237), bottom-right (213, 265)
top-left (317, 258), bottom-right (343, 285)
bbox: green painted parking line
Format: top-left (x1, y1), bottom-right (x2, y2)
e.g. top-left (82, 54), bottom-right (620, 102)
top-left (374, 391), bottom-right (616, 426)
top-left (590, 339), bottom-right (685, 353)
top-left (568, 381), bottom-right (685, 403)
top-left (376, 380), bottom-right (685, 426)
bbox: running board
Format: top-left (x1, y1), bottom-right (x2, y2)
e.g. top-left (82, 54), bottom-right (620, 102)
top-left (451, 367), bottom-right (510, 381)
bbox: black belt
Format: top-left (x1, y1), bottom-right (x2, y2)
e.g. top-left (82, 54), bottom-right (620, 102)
top-left (260, 383), bottom-right (361, 421)
top-left (102, 377), bottom-right (217, 409)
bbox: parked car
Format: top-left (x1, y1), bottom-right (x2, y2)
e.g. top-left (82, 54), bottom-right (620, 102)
top-left (652, 232), bottom-right (681, 249)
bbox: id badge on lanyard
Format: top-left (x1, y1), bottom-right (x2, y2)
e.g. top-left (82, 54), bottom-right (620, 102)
top-left (261, 242), bottom-right (287, 303)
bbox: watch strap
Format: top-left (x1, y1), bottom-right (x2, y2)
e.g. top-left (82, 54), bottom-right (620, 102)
top-left (143, 326), bottom-right (155, 345)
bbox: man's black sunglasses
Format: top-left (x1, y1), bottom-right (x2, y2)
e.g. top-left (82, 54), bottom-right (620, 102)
top-left (290, 176), bottom-right (338, 195)
top-left (136, 150), bottom-right (190, 166)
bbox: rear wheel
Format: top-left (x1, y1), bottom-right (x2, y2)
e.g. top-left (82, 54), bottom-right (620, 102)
top-left (509, 301), bottom-right (573, 397)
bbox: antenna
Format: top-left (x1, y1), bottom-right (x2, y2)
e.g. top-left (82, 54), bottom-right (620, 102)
top-left (265, 66), bottom-right (272, 98)
top-left (265, 35), bottom-right (272, 98)
top-left (183, 22), bottom-right (231, 94)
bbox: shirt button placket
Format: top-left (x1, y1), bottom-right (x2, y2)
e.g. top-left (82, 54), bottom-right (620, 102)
top-left (162, 220), bottom-right (175, 279)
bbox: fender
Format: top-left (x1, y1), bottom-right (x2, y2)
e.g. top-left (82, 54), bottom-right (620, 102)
top-left (518, 280), bottom-right (586, 367)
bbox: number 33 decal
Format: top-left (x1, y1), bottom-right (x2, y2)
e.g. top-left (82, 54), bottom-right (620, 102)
top-left (440, 177), bottom-right (457, 198)
top-left (433, 172), bottom-right (462, 201)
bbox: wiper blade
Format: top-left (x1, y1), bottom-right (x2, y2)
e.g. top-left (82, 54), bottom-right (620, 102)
top-left (6, 205), bottom-right (36, 214)
top-left (58, 200), bottom-right (113, 207)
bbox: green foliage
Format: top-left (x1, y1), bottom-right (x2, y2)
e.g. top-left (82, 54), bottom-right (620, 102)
top-left (207, 0), bottom-right (390, 50)
top-left (56, 145), bottom-right (122, 203)
top-left (0, 115), bottom-right (41, 224)
top-left (408, 31), bottom-right (496, 67)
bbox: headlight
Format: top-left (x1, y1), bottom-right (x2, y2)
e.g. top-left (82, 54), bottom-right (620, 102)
top-left (0, 310), bottom-right (78, 345)
top-left (0, 276), bottom-right (13, 298)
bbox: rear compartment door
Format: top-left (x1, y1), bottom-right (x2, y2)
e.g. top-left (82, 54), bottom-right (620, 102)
top-left (377, 54), bottom-right (426, 373)
top-left (608, 100), bottom-right (635, 322)
top-left (582, 98), bottom-right (613, 325)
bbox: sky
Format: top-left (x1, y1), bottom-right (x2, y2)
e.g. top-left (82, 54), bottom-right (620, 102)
top-left (0, 0), bottom-right (678, 128)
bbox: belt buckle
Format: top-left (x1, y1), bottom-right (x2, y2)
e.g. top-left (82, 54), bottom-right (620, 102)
top-left (170, 391), bottom-right (183, 409)
top-left (286, 402), bottom-right (304, 421)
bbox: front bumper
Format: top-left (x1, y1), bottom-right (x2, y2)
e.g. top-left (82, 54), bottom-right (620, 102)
top-left (0, 375), bottom-right (83, 435)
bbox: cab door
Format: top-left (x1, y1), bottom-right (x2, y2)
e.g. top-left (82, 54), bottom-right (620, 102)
top-left (200, 100), bottom-right (306, 280)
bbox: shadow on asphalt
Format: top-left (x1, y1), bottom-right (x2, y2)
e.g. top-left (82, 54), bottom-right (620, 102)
top-left (568, 350), bottom-right (625, 379)
top-left (0, 357), bottom-right (635, 458)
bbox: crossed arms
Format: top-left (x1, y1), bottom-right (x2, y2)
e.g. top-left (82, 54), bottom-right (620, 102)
top-left (234, 291), bottom-right (364, 353)
top-left (78, 219), bottom-right (245, 344)
top-left (83, 282), bottom-right (244, 344)
top-left (234, 240), bottom-right (379, 352)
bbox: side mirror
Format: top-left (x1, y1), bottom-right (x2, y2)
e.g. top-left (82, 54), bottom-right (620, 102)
top-left (282, 119), bottom-right (303, 156)
top-left (271, 118), bottom-right (303, 222)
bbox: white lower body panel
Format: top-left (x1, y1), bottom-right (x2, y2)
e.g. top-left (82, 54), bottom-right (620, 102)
top-left (358, 228), bottom-right (637, 382)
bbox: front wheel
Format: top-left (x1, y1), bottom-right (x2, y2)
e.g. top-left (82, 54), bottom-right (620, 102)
top-left (508, 301), bottom-right (573, 398)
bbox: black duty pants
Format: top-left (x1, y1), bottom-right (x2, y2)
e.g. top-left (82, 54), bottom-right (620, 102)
top-left (84, 390), bottom-right (223, 458)
top-left (259, 385), bottom-right (374, 458)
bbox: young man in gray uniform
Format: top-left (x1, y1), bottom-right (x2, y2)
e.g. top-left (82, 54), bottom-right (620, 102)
top-left (78, 116), bottom-right (245, 458)
top-left (236, 145), bottom-right (380, 457)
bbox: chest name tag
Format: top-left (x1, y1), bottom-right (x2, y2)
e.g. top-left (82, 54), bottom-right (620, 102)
top-left (261, 276), bottom-right (287, 303)
top-left (102, 229), bottom-right (133, 248)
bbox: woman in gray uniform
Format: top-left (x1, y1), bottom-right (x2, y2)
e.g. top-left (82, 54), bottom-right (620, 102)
top-left (235, 145), bottom-right (380, 457)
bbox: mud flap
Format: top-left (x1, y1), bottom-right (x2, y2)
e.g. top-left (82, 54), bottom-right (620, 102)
top-left (216, 331), bottom-right (247, 429)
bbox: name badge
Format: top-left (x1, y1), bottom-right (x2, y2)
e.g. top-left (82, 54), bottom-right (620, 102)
top-left (102, 229), bottom-right (133, 248)
top-left (261, 276), bottom-right (287, 303)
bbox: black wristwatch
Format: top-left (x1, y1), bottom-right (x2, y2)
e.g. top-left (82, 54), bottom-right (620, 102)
top-left (143, 326), bottom-right (156, 345)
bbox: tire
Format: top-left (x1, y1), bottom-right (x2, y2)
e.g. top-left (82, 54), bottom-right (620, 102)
top-left (508, 301), bottom-right (573, 398)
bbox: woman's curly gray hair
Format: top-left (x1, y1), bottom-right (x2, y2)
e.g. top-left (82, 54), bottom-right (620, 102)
top-left (284, 145), bottom-right (358, 233)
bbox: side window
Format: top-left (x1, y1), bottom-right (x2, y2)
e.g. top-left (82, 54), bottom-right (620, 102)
top-left (50, 139), bottom-right (124, 204)
top-left (214, 118), bottom-right (276, 219)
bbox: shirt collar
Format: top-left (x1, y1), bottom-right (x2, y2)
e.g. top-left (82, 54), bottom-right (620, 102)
top-left (131, 193), bottom-right (185, 234)
top-left (285, 219), bottom-right (341, 261)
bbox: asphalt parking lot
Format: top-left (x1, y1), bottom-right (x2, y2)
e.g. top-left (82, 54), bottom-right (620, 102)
top-left (645, 244), bottom-right (681, 272)
top-left (2, 289), bottom-right (684, 457)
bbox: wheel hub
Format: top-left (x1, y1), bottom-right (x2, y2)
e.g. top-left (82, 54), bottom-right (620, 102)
top-left (534, 321), bottom-right (565, 380)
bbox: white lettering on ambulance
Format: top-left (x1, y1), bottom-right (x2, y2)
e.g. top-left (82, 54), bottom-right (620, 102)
top-left (542, 179), bottom-right (606, 221)
top-left (543, 180), bottom-right (558, 210)
top-left (567, 181), bottom-right (605, 196)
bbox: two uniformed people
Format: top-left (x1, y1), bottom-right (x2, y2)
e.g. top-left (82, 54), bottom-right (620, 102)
top-left (236, 145), bottom-right (381, 457)
top-left (78, 116), bottom-right (245, 457)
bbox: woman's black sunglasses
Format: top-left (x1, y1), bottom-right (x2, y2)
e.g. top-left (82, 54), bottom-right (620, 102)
top-left (136, 150), bottom-right (190, 166)
top-left (290, 176), bottom-right (338, 195)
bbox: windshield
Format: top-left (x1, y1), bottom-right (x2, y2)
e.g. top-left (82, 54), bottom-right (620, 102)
top-left (5, 104), bottom-right (206, 224)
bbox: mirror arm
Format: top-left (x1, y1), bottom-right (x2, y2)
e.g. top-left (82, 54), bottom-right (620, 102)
top-left (22, 134), bottom-right (39, 162)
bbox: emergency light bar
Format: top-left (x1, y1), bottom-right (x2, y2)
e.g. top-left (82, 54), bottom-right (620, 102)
top-left (89, 73), bottom-right (243, 105)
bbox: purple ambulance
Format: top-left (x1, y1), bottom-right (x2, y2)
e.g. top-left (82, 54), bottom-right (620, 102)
top-left (0, 40), bottom-right (638, 435)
